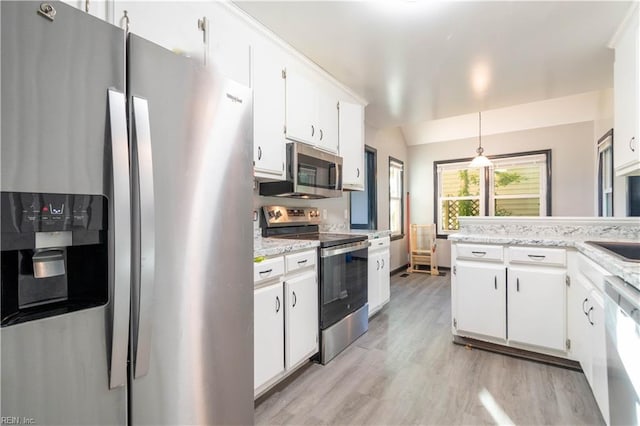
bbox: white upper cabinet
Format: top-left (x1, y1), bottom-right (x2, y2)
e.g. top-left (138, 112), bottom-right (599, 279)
top-left (284, 69), bottom-right (339, 153)
top-left (316, 93), bottom-right (339, 153)
top-left (339, 102), bottom-right (365, 190)
top-left (62, 0), bottom-right (111, 21)
top-left (113, 2), bottom-right (207, 64)
top-left (112, 3), bottom-right (250, 85)
top-left (613, 5), bottom-right (640, 176)
top-left (253, 40), bottom-right (286, 180)
top-left (284, 70), bottom-right (317, 145)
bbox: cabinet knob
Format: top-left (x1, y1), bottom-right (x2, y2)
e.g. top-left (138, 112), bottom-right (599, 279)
top-left (630, 136), bottom-right (636, 153)
top-left (582, 298), bottom-right (589, 315)
top-left (257, 146), bottom-right (262, 160)
top-left (356, 167), bottom-right (360, 178)
top-left (292, 291), bottom-right (297, 308)
top-left (311, 125), bottom-right (315, 137)
top-left (587, 306), bottom-right (594, 325)
top-left (319, 129), bottom-right (324, 141)
top-left (376, 260), bottom-right (380, 271)
top-left (275, 296), bottom-right (281, 313)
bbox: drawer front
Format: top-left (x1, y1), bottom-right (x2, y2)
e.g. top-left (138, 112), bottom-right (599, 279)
top-left (456, 244), bottom-right (503, 262)
top-left (254, 256), bottom-right (285, 283)
top-left (285, 249), bottom-right (317, 273)
top-left (509, 246), bottom-right (566, 266)
top-left (369, 236), bottom-right (391, 251)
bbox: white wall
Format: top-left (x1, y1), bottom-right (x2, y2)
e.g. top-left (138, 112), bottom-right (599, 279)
top-left (408, 121), bottom-right (597, 267)
top-left (364, 124), bottom-right (409, 271)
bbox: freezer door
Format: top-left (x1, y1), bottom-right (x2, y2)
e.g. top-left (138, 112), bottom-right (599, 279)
top-left (127, 34), bottom-right (254, 425)
top-left (0, 2), bottom-right (128, 425)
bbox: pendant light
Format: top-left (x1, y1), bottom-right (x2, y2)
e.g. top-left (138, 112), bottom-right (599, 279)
top-left (469, 111), bottom-right (492, 168)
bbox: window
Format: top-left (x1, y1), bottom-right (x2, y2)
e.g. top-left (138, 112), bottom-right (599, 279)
top-left (434, 150), bottom-right (551, 236)
top-left (389, 157), bottom-right (404, 239)
top-left (597, 129), bottom-right (614, 217)
top-left (350, 146), bottom-right (377, 229)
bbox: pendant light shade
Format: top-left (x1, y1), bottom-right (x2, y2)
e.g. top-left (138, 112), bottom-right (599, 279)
top-left (469, 112), bottom-right (492, 168)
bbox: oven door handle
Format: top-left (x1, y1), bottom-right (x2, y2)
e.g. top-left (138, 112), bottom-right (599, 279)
top-left (321, 240), bottom-right (370, 258)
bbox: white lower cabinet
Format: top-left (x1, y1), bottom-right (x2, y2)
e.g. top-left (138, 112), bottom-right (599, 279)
top-left (456, 261), bottom-right (506, 340)
top-left (254, 281), bottom-right (284, 391)
top-left (571, 254), bottom-right (609, 423)
top-left (453, 244), bottom-right (567, 353)
top-left (254, 250), bottom-right (318, 398)
top-left (368, 237), bottom-right (391, 317)
top-left (507, 266), bottom-right (566, 351)
top-left (285, 270), bottom-right (319, 369)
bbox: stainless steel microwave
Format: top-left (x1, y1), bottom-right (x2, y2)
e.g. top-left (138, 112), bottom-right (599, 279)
top-left (259, 142), bottom-right (343, 199)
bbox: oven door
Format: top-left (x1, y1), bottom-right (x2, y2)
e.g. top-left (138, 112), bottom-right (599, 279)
top-left (319, 240), bottom-right (369, 329)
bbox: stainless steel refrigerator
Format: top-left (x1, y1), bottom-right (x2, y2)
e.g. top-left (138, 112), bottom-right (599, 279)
top-left (0, 2), bottom-right (254, 424)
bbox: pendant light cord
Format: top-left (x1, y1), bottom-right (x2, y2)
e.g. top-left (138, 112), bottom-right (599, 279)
top-left (479, 111), bottom-right (482, 149)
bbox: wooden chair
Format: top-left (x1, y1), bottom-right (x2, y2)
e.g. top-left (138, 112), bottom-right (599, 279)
top-left (408, 224), bottom-right (439, 275)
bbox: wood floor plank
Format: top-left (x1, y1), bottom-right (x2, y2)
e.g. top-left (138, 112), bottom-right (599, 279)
top-left (255, 272), bottom-right (604, 425)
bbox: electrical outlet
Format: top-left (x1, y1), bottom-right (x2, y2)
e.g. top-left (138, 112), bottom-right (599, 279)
top-left (344, 209), bottom-right (348, 219)
top-left (322, 209), bottom-right (327, 220)
top-left (253, 210), bottom-right (258, 221)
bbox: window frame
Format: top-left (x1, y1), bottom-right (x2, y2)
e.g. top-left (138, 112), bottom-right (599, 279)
top-left (350, 145), bottom-right (378, 229)
top-left (433, 149), bottom-right (552, 238)
top-left (596, 129), bottom-right (614, 217)
top-left (389, 156), bottom-right (405, 240)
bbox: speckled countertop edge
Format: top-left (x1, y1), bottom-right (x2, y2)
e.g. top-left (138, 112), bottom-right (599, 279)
top-left (348, 229), bottom-right (393, 239)
top-left (254, 238), bottom-right (319, 258)
top-left (254, 228), bottom-right (393, 258)
top-left (449, 233), bottom-right (640, 288)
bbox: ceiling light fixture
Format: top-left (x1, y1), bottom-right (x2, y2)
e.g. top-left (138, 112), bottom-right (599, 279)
top-left (469, 111), bottom-right (492, 168)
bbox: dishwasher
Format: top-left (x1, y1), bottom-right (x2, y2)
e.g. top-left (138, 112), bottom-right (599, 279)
top-left (604, 275), bottom-right (640, 426)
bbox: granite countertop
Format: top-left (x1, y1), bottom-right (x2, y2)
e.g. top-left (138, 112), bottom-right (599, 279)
top-left (348, 229), bottom-right (393, 239)
top-left (449, 233), bottom-right (640, 289)
top-left (253, 228), bottom-right (391, 258)
top-left (254, 237), bottom-right (319, 258)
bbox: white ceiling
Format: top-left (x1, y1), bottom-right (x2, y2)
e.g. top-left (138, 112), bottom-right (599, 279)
top-left (234, 1), bottom-right (631, 130)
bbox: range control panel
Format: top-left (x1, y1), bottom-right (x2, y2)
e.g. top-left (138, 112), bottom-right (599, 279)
top-left (262, 206), bottom-right (321, 227)
top-left (1, 192), bottom-right (106, 233)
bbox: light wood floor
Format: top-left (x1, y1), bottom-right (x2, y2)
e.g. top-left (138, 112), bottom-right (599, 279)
top-left (255, 272), bottom-right (604, 425)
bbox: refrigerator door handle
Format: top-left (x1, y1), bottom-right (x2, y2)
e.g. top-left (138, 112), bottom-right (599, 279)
top-left (131, 96), bottom-right (156, 379)
top-left (107, 89), bottom-right (132, 389)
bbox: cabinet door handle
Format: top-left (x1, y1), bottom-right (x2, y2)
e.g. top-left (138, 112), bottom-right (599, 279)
top-left (356, 167), bottom-right (360, 177)
top-left (381, 259), bottom-right (385, 269)
top-left (630, 136), bottom-right (636, 152)
top-left (275, 296), bottom-right (281, 313)
top-left (292, 291), bottom-right (297, 308)
top-left (582, 298), bottom-right (589, 315)
top-left (516, 278), bottom-right (520, 292)
top-left (527, 254), bottom-right (546, 260)
top-left (494, 276), bottom-right (497, 290)
top-left (311, 125), bottom-right (315, 137)
top-left (587, 306), bottom-right (594, 325)
top-left (257, 146), bottom-right (262, 160)
top-left (471, 251), bottom-right (486, 257)
top-left (376, 260), bottom-right (380, 271)
top-left (320, 129), bottom-right (324, 140)
top-left (297, 259), bottom-right (308, 265)
top-left (259, 268), bottom-right (273, 276)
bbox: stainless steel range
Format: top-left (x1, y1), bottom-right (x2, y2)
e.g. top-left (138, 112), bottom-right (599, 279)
top-left (262, 206), bottom-right (369, 364)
